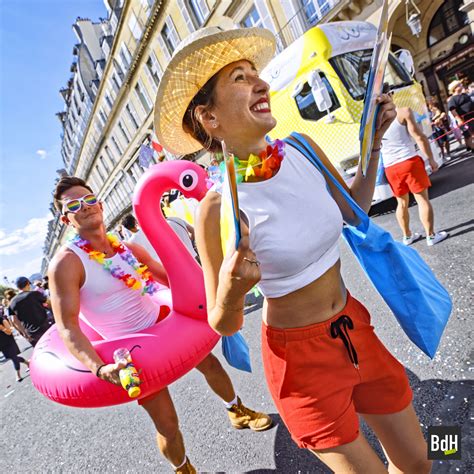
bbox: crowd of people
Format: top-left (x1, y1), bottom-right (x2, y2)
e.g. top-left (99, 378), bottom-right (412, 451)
top-left (429, 79), bottom-right (474, 160)
top-left (1, 276), bottom-right (52, 382)
top-left (3, 23), bottom-right (463, 474)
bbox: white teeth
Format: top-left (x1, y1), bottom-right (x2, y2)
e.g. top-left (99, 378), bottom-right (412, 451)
top-left (251, 102), bottom-right (269, 112)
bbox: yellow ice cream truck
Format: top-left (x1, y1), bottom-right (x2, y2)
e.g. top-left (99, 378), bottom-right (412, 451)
top-left (261, 21), bottom-right (440, 203)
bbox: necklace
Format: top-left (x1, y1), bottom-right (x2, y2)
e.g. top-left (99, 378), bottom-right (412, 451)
top-left (71, 233), bottom-right (160, 296)
top-left (207, 139), bottom-right (285, 186)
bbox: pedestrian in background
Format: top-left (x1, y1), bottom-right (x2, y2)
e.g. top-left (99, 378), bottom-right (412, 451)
top-left (122, 213), bottom-right (199, 264)
top-left (9, 277), bottom-right (51, 346)
top-left (428, 101), bottom-right (451, 161)
top-left (381, 107), bottom-right (448, 246)
top-left (0, 311), bottom-right (29, 382)
top-left (447, 80), bottom-right (474, 152)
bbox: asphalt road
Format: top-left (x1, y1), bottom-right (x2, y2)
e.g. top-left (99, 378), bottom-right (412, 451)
top-left (1, 148), bottom-right (473, 473)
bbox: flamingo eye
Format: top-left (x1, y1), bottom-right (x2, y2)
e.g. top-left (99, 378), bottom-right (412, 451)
top-left (179, 169), bottom-right (198, 191)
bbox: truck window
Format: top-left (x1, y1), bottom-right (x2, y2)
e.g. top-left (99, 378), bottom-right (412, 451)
top-left (329, 50), bottom-right (413, 101)
top-left (294, 73), bottom-right (340, 121)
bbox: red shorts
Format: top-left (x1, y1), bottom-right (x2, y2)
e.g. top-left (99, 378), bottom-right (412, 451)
top-left (261, 292), bottom-right (412, 450)
top-left (384, 156), bottom-right (431, 197)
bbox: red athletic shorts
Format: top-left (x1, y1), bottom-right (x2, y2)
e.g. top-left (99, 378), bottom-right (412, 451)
top-left (384, 155), bottom-right (431, 197)
top-left (261, 292), bottom-right (412, 450)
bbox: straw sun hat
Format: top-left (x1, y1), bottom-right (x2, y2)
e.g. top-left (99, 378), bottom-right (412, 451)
top-left (448, 79), bottom-right (463, 94)
top-left (154, 26), bottom-right (276, 155)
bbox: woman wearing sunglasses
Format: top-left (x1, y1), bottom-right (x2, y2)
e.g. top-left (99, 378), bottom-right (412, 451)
top-left (154, 26), bottom-right (431, 473)
top-left (48, 176), bottom-right (271, 474)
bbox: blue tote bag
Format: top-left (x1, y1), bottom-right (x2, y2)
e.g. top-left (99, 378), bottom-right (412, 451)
top-left (222, 333), bottom-right (252, 372)
top-left (285, 132), bottom-right (452, 358)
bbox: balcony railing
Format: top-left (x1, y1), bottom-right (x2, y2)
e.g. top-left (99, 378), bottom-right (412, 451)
top-left (275, 0), bottom-right (343, 53)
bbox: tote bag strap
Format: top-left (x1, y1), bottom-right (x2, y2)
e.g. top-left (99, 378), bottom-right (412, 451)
top-left (284, 132), bottom-right (368, 225)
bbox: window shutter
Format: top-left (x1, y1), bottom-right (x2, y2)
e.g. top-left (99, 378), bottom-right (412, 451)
top-left (177, 0), bottom-right (195, 33)
top-left (157, 34), bottom-right (171, 61)
top-left (167, 17), bottom-right (181, 49)
top-left (254, 0), bottom-right (276, 32)
top-left (197, 0), bottom-right (210, 18)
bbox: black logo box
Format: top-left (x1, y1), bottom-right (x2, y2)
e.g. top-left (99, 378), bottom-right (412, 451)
top-left (428, 426), bottom-right (462, 460)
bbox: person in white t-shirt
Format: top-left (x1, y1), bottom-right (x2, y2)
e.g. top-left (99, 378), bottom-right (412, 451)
top-left (121, 214), bottom-right (199, 262)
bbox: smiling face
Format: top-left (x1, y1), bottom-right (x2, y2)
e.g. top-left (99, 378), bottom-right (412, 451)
top-left (190, 60), bottom-right (277, 156)
top-left (60, 185), bottom-right (104, 231)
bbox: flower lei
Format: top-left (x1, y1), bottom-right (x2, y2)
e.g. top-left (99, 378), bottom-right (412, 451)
top-left (71, 233), bottom-right (160, 296)
top-left (207, 139), bottom-right (285, 187)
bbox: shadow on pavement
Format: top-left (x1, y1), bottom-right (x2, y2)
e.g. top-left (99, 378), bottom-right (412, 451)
top-left (443, 218), bottom-right (474, 239)
top-left (245, 369), bottom-right (471, 473)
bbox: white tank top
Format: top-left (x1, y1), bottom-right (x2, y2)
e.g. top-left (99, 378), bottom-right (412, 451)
top-left (214, 143), bottom-right (343, 298)
top-left (381, 118), bottom-right (418, 167)
top-left (66, 243), bottom-right (158, 339)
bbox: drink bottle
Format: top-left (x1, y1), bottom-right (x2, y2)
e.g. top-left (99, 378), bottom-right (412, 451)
top-left (113, 348), bottom-right (141, 398)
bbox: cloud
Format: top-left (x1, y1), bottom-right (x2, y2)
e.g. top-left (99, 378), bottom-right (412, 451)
top-left (36, 149), bottom-right (47, 159)
top-left (0, 215), bottom-right (50, 256)
top-left (2, 255), bottom-right (45, 283)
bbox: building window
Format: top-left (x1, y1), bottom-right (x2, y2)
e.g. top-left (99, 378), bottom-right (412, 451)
top-left (299, 0), bottom-right (333, 27)
top-left (99, 155), bottom-right (110, 173)
top-left (118, 120), bottom-right (131, 144)
top-left (140, 0), bottom-right (154, 9)
top-left (104, 145), bottom-right (115, 163)
top-left (134, 80), bottom-right (153, 114)
top-left (161, 18), bottom-right (180, 56)
top-left (93, 119), bottom-right (102, 136)
top-left (427, 0), bottom-right (468, 47)
top-left (125, 102), bottom-right (140, 129)
top-left (128, 12), bottom-right (143, 41)
top-left (187, 0), bottom-right (209, 28)
top-left (98, 107), bottom-right (108, 128)
top-left (241, 6), bottom-right (263, 28)
top-left (111, 136), bottom-right (123, 156)
top-left (111, 75), bottom-right (121, 95)
top-left (105, 91), bottom-right (114, 111)
top-left (119, 42), bottom-right (132, 72)
top-left (145, 52), bottom-right (162, 91)
top-left (96, 160), bottom-right (106, 181)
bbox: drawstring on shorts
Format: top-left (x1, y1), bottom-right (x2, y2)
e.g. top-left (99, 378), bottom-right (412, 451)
top-left (330, 315), bottom-right (359, 369)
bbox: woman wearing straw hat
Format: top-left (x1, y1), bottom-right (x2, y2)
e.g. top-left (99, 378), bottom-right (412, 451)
top-left (447, 79), bottom-right (474, 152)
top-left (155, 26), bottom-right (431, 473)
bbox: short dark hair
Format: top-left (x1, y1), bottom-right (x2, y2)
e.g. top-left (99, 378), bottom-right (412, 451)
top-left (121, 214), bottom-right (137, 231)
top-left (15, 276), bottom-right (30, 290)
top-left (53, 176), bottom-right (93, 212)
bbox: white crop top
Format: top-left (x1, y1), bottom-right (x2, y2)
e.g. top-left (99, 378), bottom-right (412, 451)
top-left (214, 143), bottom-right (343, 298)
top-left (67, 243), bottom-right (158, 339)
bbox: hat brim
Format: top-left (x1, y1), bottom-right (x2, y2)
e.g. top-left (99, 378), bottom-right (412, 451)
top-left (154, 28), bottom-right (276, 155)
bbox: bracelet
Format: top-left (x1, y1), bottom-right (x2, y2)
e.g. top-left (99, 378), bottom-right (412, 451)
top-left (371, 147), bottom-right (381, 155)
top-left (95, 364), bottom-right (107, 378)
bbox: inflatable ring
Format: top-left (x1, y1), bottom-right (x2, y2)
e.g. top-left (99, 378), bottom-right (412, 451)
top-left (31, 162), bottom-right (220, 408)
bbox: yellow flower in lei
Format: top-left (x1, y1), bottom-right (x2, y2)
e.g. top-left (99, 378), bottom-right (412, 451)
top-left (244, 154), bottom-right (261, 180)
top-left (89, 250), bottom-right (106, 264)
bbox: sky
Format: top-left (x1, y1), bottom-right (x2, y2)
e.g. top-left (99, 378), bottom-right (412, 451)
top-left (0, 0), bottom-right (107, 285)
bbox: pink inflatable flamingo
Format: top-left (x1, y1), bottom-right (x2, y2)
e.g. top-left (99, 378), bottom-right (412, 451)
top-left (30, 162), bottom-right (219, 408)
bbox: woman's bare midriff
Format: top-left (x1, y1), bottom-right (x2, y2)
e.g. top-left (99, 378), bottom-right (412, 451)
top-left (263, 260), bottom-right (347, 329)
